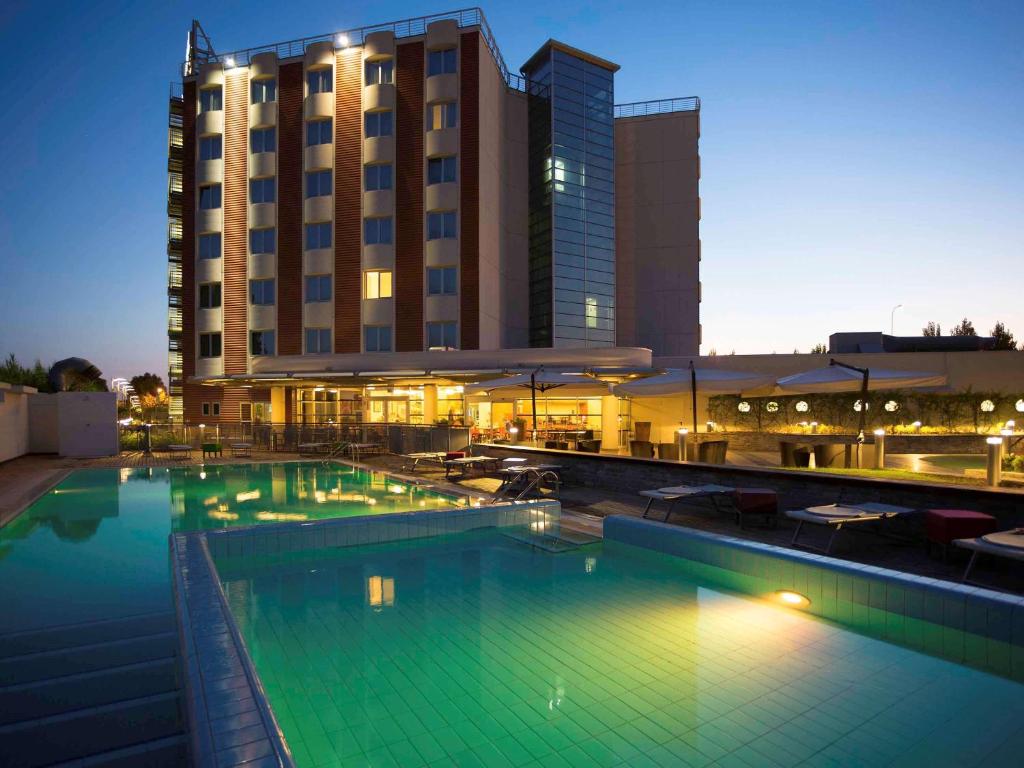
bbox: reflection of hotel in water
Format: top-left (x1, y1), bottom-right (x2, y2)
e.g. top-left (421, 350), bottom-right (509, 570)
top-left (167, 9), bottom-right (700, 447)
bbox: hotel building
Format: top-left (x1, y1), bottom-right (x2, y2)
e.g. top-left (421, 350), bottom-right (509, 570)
top-left (166, 8), bottom-right (700, 441)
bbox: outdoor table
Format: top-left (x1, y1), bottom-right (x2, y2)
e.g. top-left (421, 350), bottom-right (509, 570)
top-left (201, 442), bottom-right (222, 459)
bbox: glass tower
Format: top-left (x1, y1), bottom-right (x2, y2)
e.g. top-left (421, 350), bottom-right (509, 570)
top-left (523, 41), bottom-right (617, 348)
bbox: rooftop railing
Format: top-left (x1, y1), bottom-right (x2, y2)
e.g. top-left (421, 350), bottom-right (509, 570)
top-left (613, 97), bottom-right (700, 118)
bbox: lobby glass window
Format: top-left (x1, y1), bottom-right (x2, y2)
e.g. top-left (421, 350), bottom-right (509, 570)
top-left (198, 233), bottom-right (221, 259)
top-left (427, 266), bottom-right (457, 295)
top-left (251, 78), bottom-right (276, 104)
top-left (364, 270), bottom-right (393, 299)
top-left (250, 127), bottom-right (276, 153)
top-left (307, 68), bottom-right (332, 94)
top-left (305, 328), bottom-right (332, 354)
top-left (427, 211), bottom-right (456, 240)
top-left (307, 118), bottom-right (332, 146)
top-left (249, 178), bottom-right (275, 204)
top-left (199, 332), bottom-right (221, 357)
top-left (199, 135), bottom-right (222, 161)
top-left (305, 170), bottom-right (332, 198)
top-left (428, 102), bottom-right (457, 131)
top-left (198, 282), bottom-right (221, 309)
top-left (305, 275), bottom-right (332, 302)
top-left (364, 217), bottom-right (393, 245)
top-left (249, 227), bottom-right (275, 255)
top-left (364, 325), bottom-right (392, 352)
top-left (199, 184), bottom-right (221, 210)
top-left (365, 59), bottom-right (393, 85)
top-left (250, 330), bottom-right (275, 356)
top-left (427, 48), bottom-right (457, 76)
top-left (305, 222), bottom-right (332, 249)
top-left (427, 156), bottom-right (456, 185)
top-left (426, 321), bottom-right (457, 349)
top-left (199, 86), bottom-right (222, 112)
top-left (249, 279), bottom-right (275, 306)
top-left (364, 163), bottom-right (392, 191)
top-left (364, 110), bottom-right (393, 138)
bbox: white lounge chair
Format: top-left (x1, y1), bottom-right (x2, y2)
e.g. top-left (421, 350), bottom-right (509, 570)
top-left (402, 452), bottom-right (447, 472)
top-left (955, 529), bottom-right (1024, 584)
top-left (639, 484), bottom-right (735, 522)
top-left (786, 502), bottom-right (915, 553)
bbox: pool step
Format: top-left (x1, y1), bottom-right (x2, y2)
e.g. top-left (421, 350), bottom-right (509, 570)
top-left (0, 611), bottom-right (176, 659)
top-left (501, 526), bottom-right (601, 553)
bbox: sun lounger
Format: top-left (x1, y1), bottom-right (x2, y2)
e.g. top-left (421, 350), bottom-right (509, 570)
top-left (402, 452), bottom-right (447, 472)
top-left (166, 444), bottom-right (191, 459)
top-left (786, 502), bottom-right (915, 553)
top-left (639, 484), bottom-right (735, 522)
top-left (495, 465), bottom-right (562, 499)
top-left (230, 442), bottom-right (252, 458)
top-left (443, 456), bottom-right (500, 478)
top-left (955, 529), bottom-right (1024, 584)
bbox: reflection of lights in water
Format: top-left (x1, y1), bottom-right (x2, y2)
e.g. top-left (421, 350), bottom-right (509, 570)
top-left (367, 575), bottom-right (395, 610)
top-left (388, 484), bottom-right (406, 494)
top-left (208, 510), bottom-right (239, 521)
top-left (774, 590), bottom-right (810, 608)
top-left (547, 684), bottom-right (565, 711)
top-left (314, 490), bottom-right (327, 504)
top-left (419, 500), bottom-right (427, 507)
top-left (366, 498), bottom-right (377, 506)
top-left (530, 520), bottom-right (548, 532)
top-left (119, 468), bottom-right (132, 483)
top-left (199, 471), bottom-right (207, 480)
top-left (203, 496), bottom-right (219, 507)
top-left (255, 511), bottom-right (308, 522)
top-left (585, 557), bottom-right (597, 574)
top-left (235, 489), bottom-right (260, 502)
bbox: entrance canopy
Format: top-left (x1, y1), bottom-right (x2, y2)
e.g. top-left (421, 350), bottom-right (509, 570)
top-left (775, 366), bottom-right (946, 394)
top-left (612, 367), bottom-right (773, 397)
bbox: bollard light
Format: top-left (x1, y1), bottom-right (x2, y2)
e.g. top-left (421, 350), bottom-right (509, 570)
top-left (986, 436), bottom-right (1004, 486)
top-left (872, 428), bottom-right (886, 470)
top-left (677, 428), bottom-right (689, 462)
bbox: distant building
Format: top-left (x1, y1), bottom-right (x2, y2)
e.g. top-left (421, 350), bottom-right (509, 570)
top-left (829, 332), bottom-right (997, 354)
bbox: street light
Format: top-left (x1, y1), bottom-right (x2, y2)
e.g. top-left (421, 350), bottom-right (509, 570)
top-left (890, 304), bottom-right (903, 335)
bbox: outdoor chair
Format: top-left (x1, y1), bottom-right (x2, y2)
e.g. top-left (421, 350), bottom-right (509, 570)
top-left (785, 501), bottom-right (916, 554)
top-left (697, 440), bottom-right (729, 464)
top-left (638, 484), bottom-right (735, 522)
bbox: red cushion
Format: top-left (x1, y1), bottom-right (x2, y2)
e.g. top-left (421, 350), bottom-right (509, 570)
top-left (444, 451), bottom-right (466, 460)
top-left (733, 488), bottom-right (778, 515)
top-left (925, 509), bottom-right (998, 544)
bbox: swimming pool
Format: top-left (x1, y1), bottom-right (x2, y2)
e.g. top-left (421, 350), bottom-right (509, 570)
top-left (216, 528), bottom-right (1024, 768)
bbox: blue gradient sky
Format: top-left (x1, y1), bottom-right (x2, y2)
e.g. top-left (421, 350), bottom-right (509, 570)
top-left (1, 1), bottom-right (1021, 381)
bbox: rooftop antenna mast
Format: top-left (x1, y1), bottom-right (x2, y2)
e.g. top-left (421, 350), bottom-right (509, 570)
top-left (185, 20), bottom-right (216, 76)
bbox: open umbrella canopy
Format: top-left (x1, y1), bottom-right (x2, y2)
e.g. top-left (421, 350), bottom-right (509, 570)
top-left (613, 367), bottom-right (773, 397)
top-left (464, 371), bottom-right (609, 394)
top-left (775, 366), bottom-right (946, 394)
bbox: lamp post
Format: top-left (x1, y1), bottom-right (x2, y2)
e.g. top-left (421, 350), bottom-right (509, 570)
top-left (890, 304), bottom-right (902, 335)
top-left (872, 429), bottom-right (886, 470)
top-left (986, 437), bottom-right (1004, 486)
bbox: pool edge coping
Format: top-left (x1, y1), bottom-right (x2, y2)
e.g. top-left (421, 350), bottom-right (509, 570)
top-left (0, 467), bottom-right (74, 530)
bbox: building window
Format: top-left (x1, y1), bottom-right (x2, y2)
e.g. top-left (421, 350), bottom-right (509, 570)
top-left (426, 321), bottom-right (458, 349)
top-left (250, 330), bottom-right (275, 356)
top-left (199, 135), bottom-right (222, 161)
top-left (199, 332), bottom-right (222, 358)
top-left (428, 102), bottom-right (457, 131)
top-left (212, 402), bottom-right (220, 416)
top-left (427, 211), bottom-right (456, 240)
top-left (307, 68), bottom-right (332, 94)
top-left (249, 279), bottom-right (275, 306)
top-left (305, 328), bottom-right (332, 354)
top-left (364, 163), bottom-right (392, 191)
top-left (249, 227), bottom-right (275, 255)
top-left (365, 59), bottom-right (393, 85)
top-left (364, 217), bottom-right (393, 245)
top-left (364, 325), bottom-right (392, 352)
top-left (427, 266), bottom-right (457, 295)
top-left (199, 86), bottom-right (222, 112)
top-left (427, 48), bottom-right (457, 76)
top-left (251, 78), bottom-right (277, 104)
top-left (250, 127), bottom-right (276, 153)
top-left (427, 156), bottom-right (456, 185)
top-left (307, 118), bottom-right (332, 146)
top-left (199, 184), bottom-right (221, 210)
top-left (199, 282), bottom-right (222, 309)
top-left (249, 178), bottom-right (275, 204)
top-left (364, 270), bottom-right (393, 299)
top-left (364, 110), bottom-right (393, 138)
top-left (202, 402), bottom-right (210, 417)
top-left (198, 233), bottom-right (221, 259)
top-left (305, 275), bottom-right (332, 303)
top-left (305, 222), bottom-right (332, 250)
top-left (305, 170), bottom-right (332, 198)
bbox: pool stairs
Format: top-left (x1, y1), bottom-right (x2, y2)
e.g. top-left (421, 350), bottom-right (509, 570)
top-left (500, 525), bottom-right (600, 553)
top-left (0, 611), bottom-right (187, 767)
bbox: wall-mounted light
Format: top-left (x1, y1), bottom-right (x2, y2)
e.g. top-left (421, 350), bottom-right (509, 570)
top-left (224, 56), bottom-right (237, 69)
top-left (336, 33), bottom-right (350, 48)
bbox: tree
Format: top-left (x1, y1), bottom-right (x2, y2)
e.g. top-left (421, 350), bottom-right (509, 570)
top-left (922, 322), bottom-right (941, 337)
top-left (0, 354), bottom-right (52, 391)
top-left (707, 347), bottom-right (718, 357)
top-left (810, 343), bottom-right (827, 354)
top-left (991, 321), bottom-right (1017, 351)
top-left (130, 373), bottom-right (166, 398)
top-left (950, 318), bottom-right (977, 336)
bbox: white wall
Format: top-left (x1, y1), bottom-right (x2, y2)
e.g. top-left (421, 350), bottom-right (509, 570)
top-left (28, 394), bottom-right (58, 453)
top-left (0, 384), bottom-right (34, 463)
top-left (55, 392), bottom-right (118, 458)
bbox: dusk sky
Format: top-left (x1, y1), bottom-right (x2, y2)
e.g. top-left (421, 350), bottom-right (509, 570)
top-left (1, 0), bottom-right (1021, 382)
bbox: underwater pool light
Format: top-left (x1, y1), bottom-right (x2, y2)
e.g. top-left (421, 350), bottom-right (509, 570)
top-left (775, 590), bottom-right (810, 608)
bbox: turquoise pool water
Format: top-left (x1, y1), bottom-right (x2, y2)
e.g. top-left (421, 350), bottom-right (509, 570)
top-left (217, 530), bottom-right (1024, 768)
top-left (0, 463), bottom-right (456, 634)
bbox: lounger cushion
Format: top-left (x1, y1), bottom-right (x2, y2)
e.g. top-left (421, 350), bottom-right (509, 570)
top-left (926, 509), bottom-right (998, 545)
top-left (733, 488), bottom-right (777, 516)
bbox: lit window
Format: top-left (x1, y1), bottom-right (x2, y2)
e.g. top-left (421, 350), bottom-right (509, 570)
top-left (199, 283), bottom-right (221, 309)
top-left (250, 330), bottom-right (275, 356)
top-left (365, 59), bottom-right (393, 85)
top-left (250, 78), bottom-right (276, 104)
top-left (305, 275), bottom-right (332, 302)
top-left (427, 211), bottom-right (456, 240)
top-left (305, 328), bottom-right (332, 354)
top-left (249, 228), bottom-right (275, 255)
top-left (250, 127), bottom-right (276, 153)
top-left (305, 170), bottom-right (332, 198)
top-left (427, 156), bottom-right (456, 185)
top-left (427, 48), bottom-right (457, 76)
top-left (427, 266), bottom-right (457, 295)
top-left (199, 86), bottom-right (222, 112)
top-left (364, 325), bottom-right (392, 352)
top-left (426, 321), bottom-right (458, 349)
top-left (199, 333), bottom-right (221, 357)
top-left (428, 102), bottom-right (457, 131)
top-left (364, 270), bottom-right (393, 299)
top-left (307, 68), bottom-right (332, 94)
top-left (199, 135), bottom-right (222, 161)
top-left (364, 217), bottom-right (393, 245)
top-left (249, 178), bottom-right (275, 204)
top-left (199, 184), bottom-right (221, 210)
top-left (365, 110), bottom-right (393, 138)
top-left (305, 222), bottom-right (332, 249)
top-left (198, 233), bottom-right (221, 259)
top-left (364, 163), bottom-right (392, 191)
top-left (249, 279), bottom-right (275, 306)
top-left (307, 118), bottom-right (332, 146)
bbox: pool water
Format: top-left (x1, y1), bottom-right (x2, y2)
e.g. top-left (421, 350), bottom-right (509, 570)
top-left (218, 531), bottom-right (1024, 768)
top-left (0, 463), bottom-right (456, 634)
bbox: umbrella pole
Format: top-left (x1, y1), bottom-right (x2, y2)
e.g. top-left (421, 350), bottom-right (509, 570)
top-left (857, 369), bottom-right (870, 440)
top-left (690, 362), bottom-right (698, 436)
top-left (531, 372), bottom-right (538, 445)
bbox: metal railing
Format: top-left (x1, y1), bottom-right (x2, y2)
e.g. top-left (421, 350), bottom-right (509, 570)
top-left (614, 97), bottom-right (700, 118)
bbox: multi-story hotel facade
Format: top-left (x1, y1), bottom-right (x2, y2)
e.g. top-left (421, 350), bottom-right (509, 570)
top-left (167, 8), bottom-right (700, 439)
